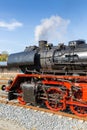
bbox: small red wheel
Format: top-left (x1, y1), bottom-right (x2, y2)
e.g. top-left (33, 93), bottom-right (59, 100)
top-left (45, 87), bottom-right (67, 111)
top-left (17, 90), bottom-right (26, 105)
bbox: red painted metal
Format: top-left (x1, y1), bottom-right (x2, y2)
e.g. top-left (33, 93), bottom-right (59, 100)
top-left (70, 99), bottom-right (87, 117)
top-left (70, 105), bottom-right (87, 117)
top-left (45, 87), bottom-right (66, 111)
top-left (17, 90), bottom-right (26, 105)
top-left (6, 73), bottom-right (87, 117)
top-left (42, 80), bottom-right (71, 90)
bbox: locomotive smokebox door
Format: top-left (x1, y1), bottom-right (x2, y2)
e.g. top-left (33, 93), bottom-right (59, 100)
top-left (21, 83), bottom-right (37, 105)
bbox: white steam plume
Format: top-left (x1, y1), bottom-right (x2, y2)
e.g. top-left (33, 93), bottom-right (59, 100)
top-left (35, 16), bottom-right (70, 42)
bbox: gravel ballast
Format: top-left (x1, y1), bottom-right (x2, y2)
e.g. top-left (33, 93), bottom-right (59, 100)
top-left (0, 103), bottom-right (87, 130)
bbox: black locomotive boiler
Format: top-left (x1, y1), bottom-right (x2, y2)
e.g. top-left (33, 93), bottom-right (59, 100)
top-left (3, 40), bottom-right (87, 117)
top-left (8, 40), bottom-right (87, 75)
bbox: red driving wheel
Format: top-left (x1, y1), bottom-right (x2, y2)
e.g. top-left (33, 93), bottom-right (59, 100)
top-left (45, 87), bottom-right (67, 111)
top-left (70, 104), bottom-right (87, 117)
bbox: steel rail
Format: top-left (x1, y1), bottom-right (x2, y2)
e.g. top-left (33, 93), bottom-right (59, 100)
top-left (0, 92), bottom-right (87, 121)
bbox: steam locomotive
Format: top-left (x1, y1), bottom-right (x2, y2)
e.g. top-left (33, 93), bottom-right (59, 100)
top-left (8, 40), bottom-right (87, 75)
top-left (3, 40), bottom-right (87, 117)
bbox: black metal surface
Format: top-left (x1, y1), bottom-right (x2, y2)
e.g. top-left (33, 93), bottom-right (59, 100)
top-left (7, 51), bottom-right (36, 66)
top-left (21, 83), bottom-right (37, 105)
top-left (8, 91), bottom-right (17, 100)
top-left (7, 40), bottom-right (87, 74)
top-left (39, 40), bottom-right (47, 49)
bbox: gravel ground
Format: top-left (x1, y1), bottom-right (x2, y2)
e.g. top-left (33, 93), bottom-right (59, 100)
top-left (0, 103), bottom-right (87, 130)
top-left (0, 118), bottom-right (26, 130)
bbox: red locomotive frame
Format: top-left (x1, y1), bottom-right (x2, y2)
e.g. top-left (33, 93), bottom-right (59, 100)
top-left (5, 73), bottom-right (87, 117)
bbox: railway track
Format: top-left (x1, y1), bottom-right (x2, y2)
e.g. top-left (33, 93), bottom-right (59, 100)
top-left (0, 73), bottom-right (18, 86)
top-left (0, 76), bottom-right (87, 121)
top-left (0, 89), bottom-right (87, 121)
top-left (0, 80), bottom-right (8, 85)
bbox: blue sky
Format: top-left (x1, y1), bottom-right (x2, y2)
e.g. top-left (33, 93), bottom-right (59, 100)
top-left (0, 0), bottom-right (87, 53)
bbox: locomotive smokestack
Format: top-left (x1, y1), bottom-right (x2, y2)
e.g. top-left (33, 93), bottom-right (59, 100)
top-left (39, 40), bottom-right (47, 49)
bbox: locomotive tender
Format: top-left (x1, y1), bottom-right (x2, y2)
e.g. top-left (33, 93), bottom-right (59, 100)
top-left (4, 40), bottom-right (87, 117)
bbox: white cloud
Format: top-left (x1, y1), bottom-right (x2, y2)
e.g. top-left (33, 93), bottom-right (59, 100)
top-left (0, 20), bottom-right (23, 30)
top-left (35, 15), bottom-right (70, 42)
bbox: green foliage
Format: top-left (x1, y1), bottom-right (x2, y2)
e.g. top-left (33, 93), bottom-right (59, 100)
top-left (0, 51), bottom-right (9, 61)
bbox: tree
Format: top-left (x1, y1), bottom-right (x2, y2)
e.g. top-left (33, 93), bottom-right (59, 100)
top-left (0, 51), bottom-right (9, 61)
